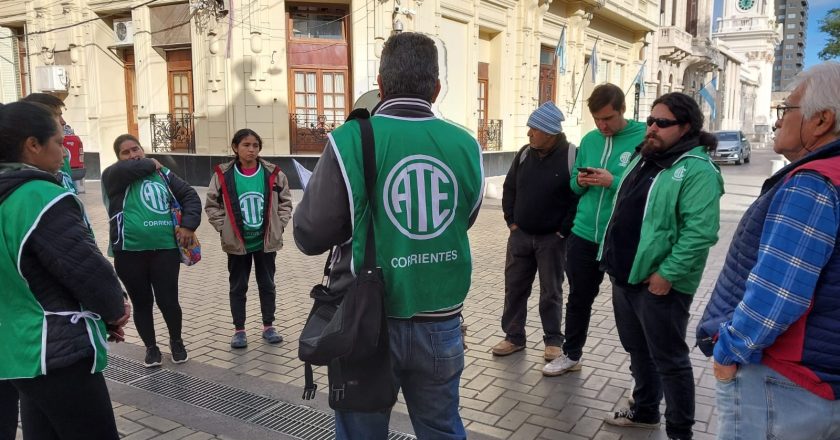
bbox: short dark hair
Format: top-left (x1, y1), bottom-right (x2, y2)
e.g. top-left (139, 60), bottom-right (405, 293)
top-left (379, 32), bottom-right (439, 101)
top-left (0, 101), bottom-right (60, 163)
top-left (587, 83), bottom-right (625, 114)
top-left (652, 92), bottom-right (718, 151)
top-left (22, 93), bottom-right (65, 114)
top-left (113, 134), bottom-right (141, 157)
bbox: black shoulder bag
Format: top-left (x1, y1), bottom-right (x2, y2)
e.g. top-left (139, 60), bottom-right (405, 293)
top-left (298, 108), bottom-right (398, 412)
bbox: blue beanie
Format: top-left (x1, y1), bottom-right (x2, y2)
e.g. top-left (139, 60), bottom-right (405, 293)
top-left (527, 101), bottom-right (564, 135)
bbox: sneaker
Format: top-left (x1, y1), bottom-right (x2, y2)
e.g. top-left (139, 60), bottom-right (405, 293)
top-left (603, 408), bottom-right (659, 429)
top-left (542, 354), bottom-right (582, 376)
top-left (544, 345), bottom-right (563, 361)
top-left (491, 339), bottom-right (525, 356)
top-left (230, 331), bottom-right (248, 349)
top-left (262, 327), bottom-right (283, 344)
top-left (170, 339), bottom-right (189, 364)
top-left (143, 346), bottom-right (162, 368)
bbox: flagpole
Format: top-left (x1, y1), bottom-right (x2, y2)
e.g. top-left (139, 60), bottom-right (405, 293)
top-left (625, 60), bottom-right (647, 96)
top-left (570, 37), bottom-right (599, 115)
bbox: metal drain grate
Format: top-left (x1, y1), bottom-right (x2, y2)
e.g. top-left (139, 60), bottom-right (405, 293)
top-left (104, 354), bottom-right (416, 440)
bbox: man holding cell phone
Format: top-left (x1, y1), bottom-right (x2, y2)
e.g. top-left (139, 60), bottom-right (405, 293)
top-left (543, 83), bottom-right (646, 377)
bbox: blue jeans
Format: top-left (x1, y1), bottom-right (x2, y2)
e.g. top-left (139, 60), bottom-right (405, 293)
top-left (335, 316), bottom-right (466, 440)
top-left (716, 363), bottom-right (840, 440)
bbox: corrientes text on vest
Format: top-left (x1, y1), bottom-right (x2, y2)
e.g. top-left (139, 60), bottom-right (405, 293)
top-left (391, 250), bottom-right (459, 269)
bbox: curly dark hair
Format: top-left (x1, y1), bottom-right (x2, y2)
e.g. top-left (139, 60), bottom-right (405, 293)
top-left (651, 92), bottom-right (717, 151)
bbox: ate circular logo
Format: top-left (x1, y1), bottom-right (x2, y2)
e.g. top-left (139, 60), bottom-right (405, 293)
top-left (383, 155), bottom-right (458, 240)
top-left (140, 180), bottom-right (170, 214)
top-left (239, 191), bottom-right (265, 228)
top-left (619, 152), bottom-right (632, 166)
top-left (673, 165), bottom-right (687, 181)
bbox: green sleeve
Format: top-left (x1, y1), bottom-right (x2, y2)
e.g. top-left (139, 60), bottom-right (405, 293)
top-left (657, 165), bottom-right (723, 284)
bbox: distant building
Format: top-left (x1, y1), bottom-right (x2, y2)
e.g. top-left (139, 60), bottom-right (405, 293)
top-left (773, 0), bottom-right (807, 93)
top-left (714, 0), bottom-right (781, 144)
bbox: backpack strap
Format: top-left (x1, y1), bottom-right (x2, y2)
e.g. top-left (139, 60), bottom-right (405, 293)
top-left (567, 143), bottom-right (577, 175)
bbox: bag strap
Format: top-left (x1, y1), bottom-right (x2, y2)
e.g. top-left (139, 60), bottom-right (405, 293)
top-left (157, 170), bottom-right (181, 209)
top-left (346, 108), bottom-right (377, 270)
top-left (302, 362), bottom-right (317, 400)
top-left (359, 116), bottom-right (377, 270)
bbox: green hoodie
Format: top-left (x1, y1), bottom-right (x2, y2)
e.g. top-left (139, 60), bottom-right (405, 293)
top-left (570, 119), bottom-right (646, 243)
top-left (599, 146), bottom-right (724, 294)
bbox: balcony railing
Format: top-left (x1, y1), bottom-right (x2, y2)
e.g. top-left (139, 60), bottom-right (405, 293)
top-left (150, 113), bottom-right (195, 153)
top-left (659, 27), bottom-right (693, 63)
top-left (478, 119), bottom-right (502, 151)
top-left (289, 114), bottom-right (343, 153)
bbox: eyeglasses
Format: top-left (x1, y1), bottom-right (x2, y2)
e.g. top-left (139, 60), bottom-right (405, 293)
top-left (646, 117), bottom-right (682, 128)
top-left (775, 105), bottom-right (800, 120)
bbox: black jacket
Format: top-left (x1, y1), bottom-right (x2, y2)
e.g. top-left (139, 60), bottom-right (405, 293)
top-left (502, 140), bottom-right (579, 236)
top-left (101, 159), bottom-right (202, 252)
top-left (0, 165), bottom-right (125, 371)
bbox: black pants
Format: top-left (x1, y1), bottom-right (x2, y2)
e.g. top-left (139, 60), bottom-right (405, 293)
top-left (502, 229), bottom-right (566, 346)
top-left (562, 233), bottom-right (605, 361)
top-left (0, 381), bottom-right (18, 440)
top-left (10, 359), bottom-right (118, 440)
top-left (114, 249), bottom-right (183, 347)
top-left (612, 278), bottom-right (695, 439)
top-left (228, 250), bottom-right (277, 330)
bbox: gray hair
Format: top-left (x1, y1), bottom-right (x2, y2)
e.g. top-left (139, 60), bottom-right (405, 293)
top-left (378, 32), bottom-right (439, 101)
top-left (790, 61), bottom-right (840, 135)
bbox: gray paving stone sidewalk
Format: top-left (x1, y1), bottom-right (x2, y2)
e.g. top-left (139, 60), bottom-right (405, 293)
top-left (39, 150), bottom-right (773, 439)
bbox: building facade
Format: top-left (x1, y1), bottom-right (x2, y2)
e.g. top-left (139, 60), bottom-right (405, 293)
top-left (713, 0), bottom-right (780, 142)
top-left (4, 0), bottom-right (764, 184)
top-left (772, 0), bottom-right (807, 92)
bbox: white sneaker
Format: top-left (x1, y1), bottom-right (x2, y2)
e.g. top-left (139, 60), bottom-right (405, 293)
top-left (542, 355), bottom-right (582, 377)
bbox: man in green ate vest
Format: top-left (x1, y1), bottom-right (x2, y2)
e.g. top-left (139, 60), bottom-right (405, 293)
top-left (294, 32), bottom-right (484, 439)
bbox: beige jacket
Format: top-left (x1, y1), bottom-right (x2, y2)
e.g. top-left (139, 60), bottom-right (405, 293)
top-left (205, 159), bottom-right (293, 255)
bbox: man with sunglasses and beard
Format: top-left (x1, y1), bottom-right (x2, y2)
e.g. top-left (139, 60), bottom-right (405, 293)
top-left (599, 92), bottom-right (723, 440)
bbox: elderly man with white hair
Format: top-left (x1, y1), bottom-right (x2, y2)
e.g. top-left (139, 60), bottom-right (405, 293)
top-left (698, 61), bottom-right (840, 440)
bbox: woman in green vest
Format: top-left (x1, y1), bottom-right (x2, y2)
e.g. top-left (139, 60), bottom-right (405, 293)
top-left (205, 129), bottom-right (293, 349)
top-left (102, 134), bottom-right (202, 368)
top-left (0, 101), bottom-right (128, 439)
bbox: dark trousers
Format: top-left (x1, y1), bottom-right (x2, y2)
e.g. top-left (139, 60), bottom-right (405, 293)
top-left (612, 279), bottom-right (695, 439)
top-left (114, 249), bottom-right (182, 347)
top-left (502, 229), bottom-right (566, 346)
top-left (228, 250), bottom-right (277, 329)
top-left (0, 381), bottom-right (18, 440)
top-left (562, 233), bottom-right (606, 361)
top-left (10, 359), bottom-right (118, 440)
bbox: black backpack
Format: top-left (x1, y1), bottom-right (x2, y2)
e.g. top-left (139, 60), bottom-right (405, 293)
top-left (298, 109), bottom-right (397, 412)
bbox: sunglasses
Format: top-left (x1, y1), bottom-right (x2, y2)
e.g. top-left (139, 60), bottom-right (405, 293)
top-left (646, 116), bottom-right (683, 128)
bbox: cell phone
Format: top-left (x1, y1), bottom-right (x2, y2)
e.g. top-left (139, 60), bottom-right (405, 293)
top-left (577, 167), bottom-right (593, 174)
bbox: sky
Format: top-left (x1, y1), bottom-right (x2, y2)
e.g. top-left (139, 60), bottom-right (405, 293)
top-left (804, 0), bottom-right (835, 68)
top-left (712, 0), bottom-right (835, 68)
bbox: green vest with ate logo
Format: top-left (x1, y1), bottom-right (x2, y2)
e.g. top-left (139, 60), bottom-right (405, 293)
top-left (330, 115), bottom-right (484, 318)
top-left (121, 169), bottom-right (176, 251)
top-left (233, 165), bottom-right (266, 253)
top-left (0, 180), bottom-right (109, 378)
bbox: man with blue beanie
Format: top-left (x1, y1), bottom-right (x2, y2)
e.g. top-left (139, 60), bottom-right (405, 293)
top-left (493, 101), bottom-right (579, 361)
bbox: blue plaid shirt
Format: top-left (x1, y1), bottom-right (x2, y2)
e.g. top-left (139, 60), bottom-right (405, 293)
top-left (714, 171), bottom-right (840, 365)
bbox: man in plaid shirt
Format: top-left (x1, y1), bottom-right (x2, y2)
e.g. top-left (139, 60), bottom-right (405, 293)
top-left (698, 61), bottom-right (840, 440)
